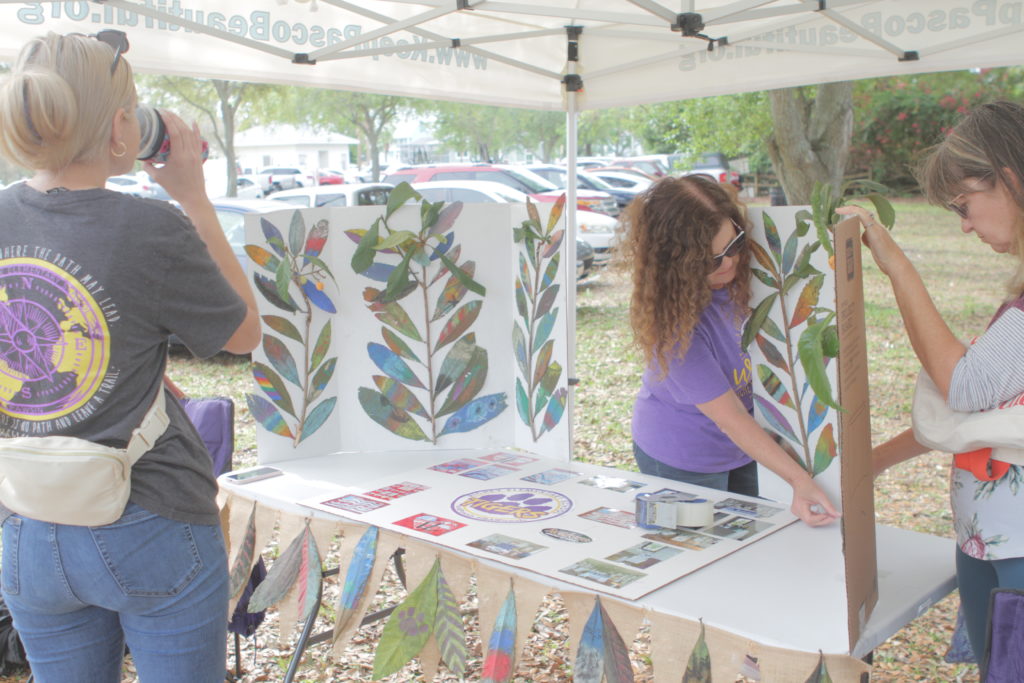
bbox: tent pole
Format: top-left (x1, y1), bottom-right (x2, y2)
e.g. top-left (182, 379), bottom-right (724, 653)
top-left (565, 26), bottom-right (581, 461)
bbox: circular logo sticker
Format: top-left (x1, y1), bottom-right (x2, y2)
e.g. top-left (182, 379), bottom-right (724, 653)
top-left (541, 528), bottom-right (592, 543)
top-left (451, 488), bottom-right (572, 523)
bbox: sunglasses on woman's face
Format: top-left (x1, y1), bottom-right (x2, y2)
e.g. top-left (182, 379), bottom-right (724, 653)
top-left (710, 220), bottom-right (746, 271)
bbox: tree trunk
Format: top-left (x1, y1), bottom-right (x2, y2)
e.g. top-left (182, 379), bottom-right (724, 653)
top-left (214, 80), bottom-right (239, 197)
top-left (767, 82), bottom-right (853, 205)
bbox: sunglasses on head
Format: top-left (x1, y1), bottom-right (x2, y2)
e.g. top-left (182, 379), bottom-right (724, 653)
top-left (92, 29), bottom-right (129, 76)
top-left (710, 219), bottom-right (746, 271)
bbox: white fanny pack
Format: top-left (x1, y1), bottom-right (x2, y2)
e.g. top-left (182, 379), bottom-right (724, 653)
top-left (0, 389), bottom-right (170, 526)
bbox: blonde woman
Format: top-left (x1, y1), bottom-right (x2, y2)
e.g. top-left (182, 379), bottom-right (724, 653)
top-left (839, 101), bottom-right (1024, 660)
top-left (622, 174), bottom-right (837, 526)
top-left (0, 31), bottom-right (259, 681)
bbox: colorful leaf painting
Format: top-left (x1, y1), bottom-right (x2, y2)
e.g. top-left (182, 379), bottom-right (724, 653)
top-left (434, 563), bottom-right (468, 676)
top-left (804, 651), bottom-right (834, 683)
top-left (227, 503), bottom-right (257, 599)
top-left (246, 210), bottom-right (339, 448)
top-left (482, 587), bottom-right (517, 683)
top-left (511, 198), bottom-right (568, 441)
top-left (757, 364), bottom-right (795, 408)
top-left (599, 602), bottom-right (634, 683)
top-left (813, 423), bottom-right (838, 475)
top-left (574, 599), bottom-right (605, 683)
top-left (753, 395), bottom-right (798, 443)
top-left (334, 526), bottom-right (378, 639)
top-left (373, 557), bottom-right (440, 680)
top-left (350, 185), bottom-right (504, 443)
top-left (790, 273), bottom-right (826, 328)
top-left (248, 522), bottom-right (321, 621)
top-left (682, 620), bottom-right (711, 683)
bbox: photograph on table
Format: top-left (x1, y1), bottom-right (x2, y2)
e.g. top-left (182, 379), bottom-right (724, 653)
top-left (522, 467), bottom-right (579, 484)
top-left (394, 513), bottom-right (467, 536)
top-left (460, 464), bottom-right (517, 480)
top-left (642, 528), bottom-right (722, 551)
top-left (430, 458), bottom-right (486, 474)
top-left (559, 558), bottom-right (646, 589)
top-left (606, 541), bottom-right (683, 569)
top-left (364, 481), bottom-right (430, 501)
top-left (319, 494), bottom-right (389, 514)
top-left (577, 475), bottom-right (646, 493)
top-left (480, 452), bottom-right (539, 466)
top-left (578, 506), bottom-right (637, 529)
top-left (467, 533), bottom-right (548, 559)
top-left (704, 515), bottom-right (775, 541)
top-left (714, 497), bottom-right (786, 519)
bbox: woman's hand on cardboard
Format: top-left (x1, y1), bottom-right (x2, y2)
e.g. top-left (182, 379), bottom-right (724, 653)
top-left (790, 476), bottom-right (840, 527)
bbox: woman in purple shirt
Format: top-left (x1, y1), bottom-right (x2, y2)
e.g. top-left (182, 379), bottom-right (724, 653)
top-left (621, 175), bottom-right (837, 526)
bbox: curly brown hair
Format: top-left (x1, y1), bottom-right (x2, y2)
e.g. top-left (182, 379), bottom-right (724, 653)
top-left (619, 175), bottom-right (752, 375)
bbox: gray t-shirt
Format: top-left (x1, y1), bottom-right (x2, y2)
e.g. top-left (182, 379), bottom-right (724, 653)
top-left (0, 182), bottom-right (247, 525)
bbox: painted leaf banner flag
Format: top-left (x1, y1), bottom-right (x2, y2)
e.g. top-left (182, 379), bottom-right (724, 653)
top-left (333, 525), bottom-right (378, 640)
top-left (372, 556), bottom-right (440, 679)
top-left (574, 597), bottom-right (635, 683)
top-left (482, 585), bottom-right (517, 683)
top-left (247, 520), bottom-right (322, 623)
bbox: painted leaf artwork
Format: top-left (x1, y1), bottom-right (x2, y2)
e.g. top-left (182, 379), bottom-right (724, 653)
top-left (373, 555), bottom-right (440, 679)
top-left (246, 212), bottom-right (338, 447)
top-left (247, 521), bottom-right (322, 622)
top-left (228, 502), bottom-right (258, 599)
top-left (481, 585), bottom-right (517, 683)
top-left (512, 196), bottom-right (568, 440)
top-left (348, 184), bottom-right (506, 443)
top-left (682, 619), bottom-right (711, 683)
top-left (333, 525), bottom-right (378, 640)
top-left (573, 597), bottom-right (635, 683)
top-left (434, 562), bottom-right (468, 676)
top-left (743, 210), bottom-right (841, 477)
top-left (804, 651), bottom-right (834, 683)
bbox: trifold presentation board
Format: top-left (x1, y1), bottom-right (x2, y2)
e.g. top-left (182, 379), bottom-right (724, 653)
top-left (243, 200), bottom-right (876, 651)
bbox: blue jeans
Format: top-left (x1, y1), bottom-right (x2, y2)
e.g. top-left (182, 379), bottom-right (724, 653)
top-left (955, 546), bottom-right (1024, 661)
top-left (633, 442), bottom-right (759, 497)
top-left (1, 503), bottom-right (228, 683)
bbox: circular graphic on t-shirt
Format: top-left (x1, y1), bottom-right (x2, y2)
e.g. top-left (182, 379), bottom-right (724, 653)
top-left (0, 258), bottom-right (110, 420)
top-left (451, 488), bottom-right (572, 523)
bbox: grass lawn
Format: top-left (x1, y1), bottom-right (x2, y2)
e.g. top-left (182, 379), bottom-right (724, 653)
top-left (1, 198), bottom-right (1003, 682)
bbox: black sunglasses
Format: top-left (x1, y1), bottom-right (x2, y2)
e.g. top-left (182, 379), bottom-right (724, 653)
top-left (710, 219), bottom-right (746, 271)
top-left (93, 29), bottom-right (129, 75)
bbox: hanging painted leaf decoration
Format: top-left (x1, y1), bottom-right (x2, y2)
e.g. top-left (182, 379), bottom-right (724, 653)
top-left (797, 316), bottom-right (841, 411)
top-left (749, 239), bottom-right (778, 281)
top-left (534, 284), bottom-right (560, 321)
top-left (260, 217), bottom-right (287, 258)
top-left (274, 257), bottom-right (294, 306)
top-left (781, 228), bottom-right (800, 275)
top-left (308, 358), bottom-right (337, 404)
top-left (263, 335), bottom-right (300, 386)
top-left (790, 273), bottom-right (826, 329)
top-left (288, 210), bottom-right (306, 256)
top-left (334, 526), bottom-right (378, 638)
top-left (532, 339), bottom-right (555, 388)
top-left (763, 213), bottom-right (782, 261)
top-left (807, 394), bottom-right (828, 433)
top-left (254, 273), bottom-right (298, 313)
top-left (368, 342), bottom-right (426, 389)
top-left (757, 364), bottom-right (795, 408)
top-left (437, 250), bottom-right (485, 296)
top-left (753, 268), bottom-right (779, 289)
top-left (300, 278), bottom-right (336, 314)
top-left (252, 362), bottom-right (296, 417)
top-left (246, 394), bottom-right (293, 438)
top-left (299, 397), bottom-right (337, 443)
top-left (430, 201), bottom-right (464, 236)
top-left (437, 345), bottom-right (487, 416)
top-left (762, 316), bottom-right (786, 343)
top-left (515, 379), bottom-right (530, 425)
top-left (359, 261), bottom-right (395, 283)
top-left (812, 423), bottom-right (838, 475)
top-left (481, 587), bottom-right (517, 683)
top-left (682, 620), bottom-right (712, 683)
top-left (541, 388), bottom-right (567, 433)
top-left (435, 334), bottom-right (478, 395)
top-left (526, 198), bottom-right (542, 228)
top-left (804, 652), bottom-right (834, 683)
top-left (574, 599), bottom-right (605, 683)
top-left (382, 327), bottom-right (421, 364)
top-left (303, 218), bottom-right (329, 260)
top-left (374, 375), bottom-right (429, 419)
top-left (373, 558), bottom-right (440, 679)
top-left (742, 292), bottom-right (778, 349)
top-left (534, 361), bottom-right (562, 413)
top-left (310, 321), bottom-right (332, 374)
top-left (371, 299), bottom-right (422, 341)
top-left (358, 387), bottom-right (429, 441)
top-left (245, 244), bottom-right (281, 272)
top-left (755, 334), bottom-right (787, 371)
top-left (541, 252), bottom-right (561, 289)
top-left (228, 503), bottom-right (257, 599)
top-left (512, 323), bottom-right (529, 379)
top-left (433, 261), bottom-right (475, 321)
top-left (753, 395), bottom-right (798, 443)
top-left (533, 309), bottom-right (558, 354)
top-left (542, 229), bottom-right (564, 259)
top-left (436, 300), bottom-right (483, 350)
top-left (248, 523), bottom-right (322, 620)
top-left (518, 253), bottom-right (534, 299)
top-left (434, 564), bottom-right (468, 676)
top-left (262, 314), bottom-right (302, 343)
top-left (546, 193), bottom-right (567, 233)
top-left (599, 602), bottom-right (634, 683)
top-left (514, 280), bottom-right (529, 319)
top-left (430, 243), bottom-right (461, 283)
top-left (439, 392), bottom-right (507, 436)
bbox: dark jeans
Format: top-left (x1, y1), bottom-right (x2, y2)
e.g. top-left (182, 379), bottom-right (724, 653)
top-left (633, 442), bottom-right (759, 497)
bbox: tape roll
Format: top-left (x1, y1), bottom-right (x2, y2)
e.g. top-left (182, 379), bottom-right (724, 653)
top-left (676, 498), bottom-right (714, 527)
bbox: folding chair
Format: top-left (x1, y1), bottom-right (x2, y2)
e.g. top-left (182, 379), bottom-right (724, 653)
top-left (981, 588), bottom-right (1024, 682)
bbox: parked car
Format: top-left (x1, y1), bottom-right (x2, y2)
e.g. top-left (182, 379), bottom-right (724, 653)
top-left (587, 168), bottom-right (655, 192)
top-left (257, 166), bottom-right (316, 194)
top-left (234, 175), bottom-right (264, 199)
top-left (210, 198), bottom-right (286, 268)
top-left (609, 157), bottom-right (668, 178)
top-left (682, 151), bottom-right (742, 190)
top-left (411, 180), bottom-right (617, 271)
top-left (524, 164), bottom-right (639, 212)
top-left (267, 183), bottom-right (394, 208)
top-left (316, 169), bottom-right (346, 185)
top-left (383, 163), bottom-right (617, 216)
top-left (105, 173), bottom-right (166, 199)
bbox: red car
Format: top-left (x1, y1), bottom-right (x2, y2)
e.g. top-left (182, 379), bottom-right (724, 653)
top-left (317, 169), bottom-right (345, 185)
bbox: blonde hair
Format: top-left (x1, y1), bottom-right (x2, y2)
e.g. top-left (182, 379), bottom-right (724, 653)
top-left (917, 101), bottom-right (1024, 296)
top-left (0, 32), bottom-right (136, 172)
top-left (620, 175), bottom-right (752, 376)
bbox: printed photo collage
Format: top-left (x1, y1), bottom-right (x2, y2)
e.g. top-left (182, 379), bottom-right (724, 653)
top-left (301, 452), bottom-right (797, 599)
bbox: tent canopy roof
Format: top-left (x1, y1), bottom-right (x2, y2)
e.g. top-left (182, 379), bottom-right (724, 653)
top-left (2, 1), bottom-right (1023, 111)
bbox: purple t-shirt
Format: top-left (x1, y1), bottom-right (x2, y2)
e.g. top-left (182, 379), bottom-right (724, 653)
top-left (632, 288), bottom-right (753, 473)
